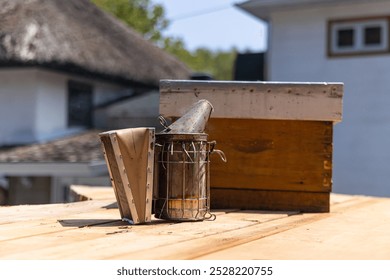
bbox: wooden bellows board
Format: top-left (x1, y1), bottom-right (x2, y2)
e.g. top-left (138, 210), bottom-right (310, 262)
top-left (160, 80), bottom-right (343, 212)
top-left (100, 128), bottom-right (155, 224)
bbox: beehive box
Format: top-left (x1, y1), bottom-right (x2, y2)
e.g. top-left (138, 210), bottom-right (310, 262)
top-left (160, 80), bottom-right (343, 212)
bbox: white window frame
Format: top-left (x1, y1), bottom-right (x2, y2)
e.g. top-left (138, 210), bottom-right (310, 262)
top-left (328, 17), bottom-right (389, 56)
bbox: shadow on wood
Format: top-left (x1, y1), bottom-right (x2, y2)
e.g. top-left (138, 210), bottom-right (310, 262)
top-left (58, 219), bottom-right (123, 228)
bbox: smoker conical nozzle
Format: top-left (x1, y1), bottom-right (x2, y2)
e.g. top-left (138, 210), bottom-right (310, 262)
top-left (160, 99), bottom-right (213, 134)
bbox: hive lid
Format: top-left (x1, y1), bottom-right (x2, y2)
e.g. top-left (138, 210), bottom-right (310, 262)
top-left (159, 80), bottom-right (343, 123)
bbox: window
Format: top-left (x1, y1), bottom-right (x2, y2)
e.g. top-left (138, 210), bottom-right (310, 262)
top-left (365, 26), bottom-right (382, 45)
top-left (337, 28), bottom-right (354, 47)
top-left (328, 17), bottom-right (390, 56)
top-left (67, 81), bottom-right (93, 128)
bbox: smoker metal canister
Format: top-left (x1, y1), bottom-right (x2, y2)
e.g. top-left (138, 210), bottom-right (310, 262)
top-left (153, 98), bottom-right (225, 221)
top-left (153, 133), bottom-right (213, 221)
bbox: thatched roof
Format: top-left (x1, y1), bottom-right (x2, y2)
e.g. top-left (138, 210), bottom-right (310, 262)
top-left (0, 0), bottom-right (190, 87)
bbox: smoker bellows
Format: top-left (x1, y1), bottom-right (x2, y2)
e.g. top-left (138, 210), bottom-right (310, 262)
top-left (99, 99), bottom-right (225, 224)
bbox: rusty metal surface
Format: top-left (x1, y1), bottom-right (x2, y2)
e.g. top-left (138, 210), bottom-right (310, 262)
top-left (154, 133), bottom-right (213, 221)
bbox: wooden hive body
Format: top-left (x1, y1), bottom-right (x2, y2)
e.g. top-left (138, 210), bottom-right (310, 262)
top-left (160, 80), bottom-right (343, 212)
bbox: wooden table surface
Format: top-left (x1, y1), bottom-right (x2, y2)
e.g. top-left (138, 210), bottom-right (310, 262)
top-left (1, 186), bottom-right (389, 260)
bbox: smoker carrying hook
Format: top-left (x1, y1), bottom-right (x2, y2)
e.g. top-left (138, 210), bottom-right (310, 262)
top-left (208, 140), bottom-right (227, 163)
top-left (158, 115), bottom-right (170, 130)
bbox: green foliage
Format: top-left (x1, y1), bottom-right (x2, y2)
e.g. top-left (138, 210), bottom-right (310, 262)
top-left (92, 0), bottom-right (168, 42)
top-left (92, 0), bottom-right (236, 80)
top-left (163, 37), bottom-right (236, 80)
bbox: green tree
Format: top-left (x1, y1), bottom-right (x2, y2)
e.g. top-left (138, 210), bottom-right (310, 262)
top-left (92, 0), bottom-right (168, 42)
top-left (92, 0), bottom-right (236, 80)
top-left (163, 36), bottom-right (237, 80)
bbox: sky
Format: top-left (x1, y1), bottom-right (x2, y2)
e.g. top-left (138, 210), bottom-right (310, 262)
top-left (153, 0), bottom-right (268, 52)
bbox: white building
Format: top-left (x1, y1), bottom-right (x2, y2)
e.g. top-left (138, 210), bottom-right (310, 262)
top-left (238, 0), bottom-right (390, 196)
top-left (0, 68), bottom-right (129, 145)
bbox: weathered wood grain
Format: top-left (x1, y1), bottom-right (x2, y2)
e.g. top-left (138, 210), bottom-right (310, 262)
top-left (203, 118), bottom-right (333, 212)
top-left (0, 207), bottom-right (121, 242)
top-left (207, 118), bottom-right (333, 193)
top-left (69, 185), bottom-right (115, 201)
top-left (2, 189), bottom-right (387, 260)
top-left (160, 80), bottom-right (343, 122)
top-left (0, 207), bottom-right (292, 259)
top-left (0, 199), bottom-right (114, 225)
top-left (211, 189), bottom-right (330, 212)
top-left (197, 198), bottom-right (390, 260)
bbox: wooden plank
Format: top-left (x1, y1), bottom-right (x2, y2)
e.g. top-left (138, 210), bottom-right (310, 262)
top-left (0, 205), bottom-right (294, 259)
top-left (207, 118), bottom-right (333, 193)
top-left (69, 185), bottom-right (116, 201)
top-left (111, 195), bottom-right (376, 260)
top-left (197, 197), bottom-right (390, 260)
top-left (1, 193), bottom-right (387, 260)
top-left (211, 188), bottom-right (330, 212)
top-left (0, 199), bottom-right (114, 225)
top-left (1, 192), bottom-right (354, 259)
top-left (160, 80), bottom-right (343, 122)
top-left (0, 207), bottom-right (122, 242)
